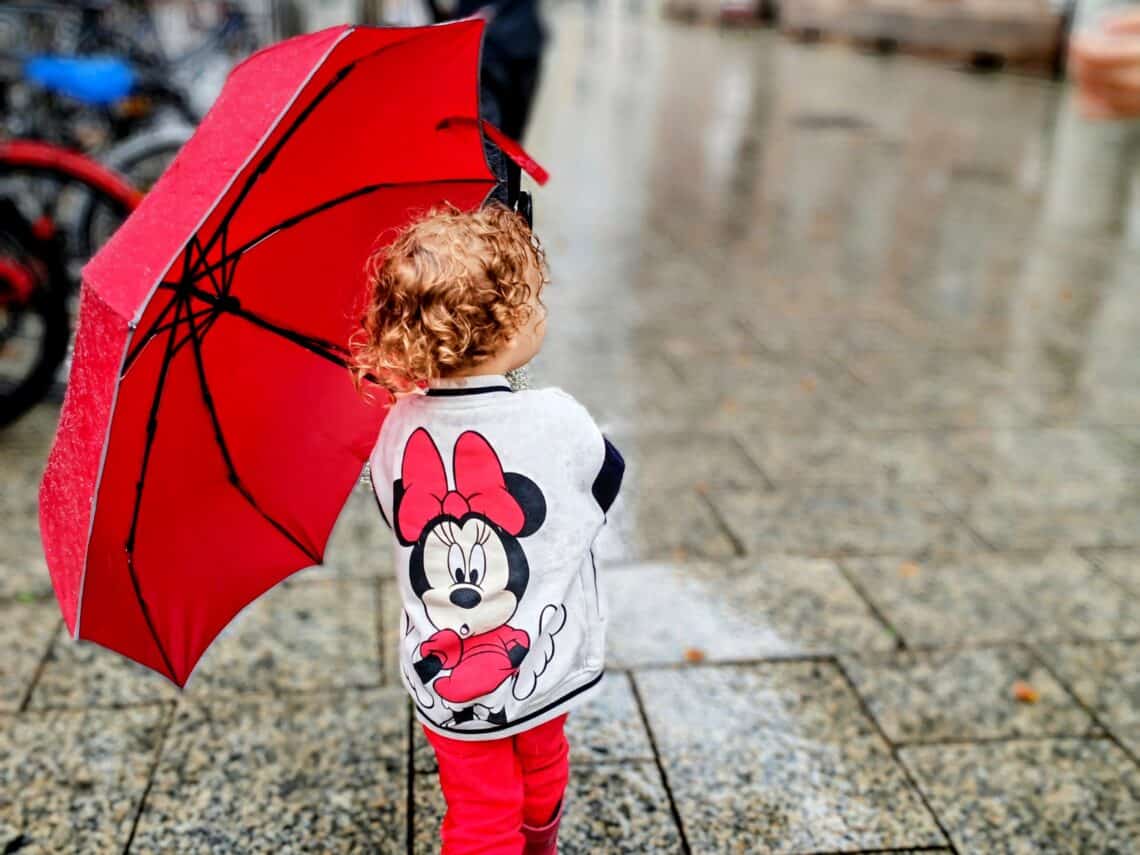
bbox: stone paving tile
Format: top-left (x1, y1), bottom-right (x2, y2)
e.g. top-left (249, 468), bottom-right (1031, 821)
top-left (982, 550), bottom-right (1140, 641)
top-left (593, 489), bottom-right (740, 564)
top-left (901, 739), bottom-right (1140, 854)
top-left (413, 672), bottom-right (654, 774)
top-left (957, 480), bottom-right (1140, 550)
top-left (737, 428), bottom-right (983, 487)
top-left (1083, 548), bottom-right (1140, 596)
top-left (709, 484), bottom-right (984, 556)
top-left (1033, 641), bottom-right (1139, 734)
top-left (635, 663), bottom-right (946, 853)
top-left (0, 405), bottom-right (57, 602)
top-left (841, 647), bottom-right (1095, 744)
top-left (30, 578), bottom-right (382, 708)
top-left (604, 558), bottom-right (895, 667)
top-left (131, 688), bottom-right (407, 853)
top-left (27, 636), bottom-right (179, 711)
top-left (308, 479), bottom-right (395, 583)
top-left (0, 601), bottom-right (58, 712)
top-left (840, 555), bottom-right (1032, 647)
top-left (412, 761), bottom-right (683, 855)
top-left (608, 430), bottom-right (769, 491)
top-left (0, 704), bottom-right (168, 853)
top-left (944, 428), bottom-right (1140, 486)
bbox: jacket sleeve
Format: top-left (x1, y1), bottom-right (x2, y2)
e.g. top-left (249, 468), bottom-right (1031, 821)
top-left (591, 436), bottom-right (625, 513)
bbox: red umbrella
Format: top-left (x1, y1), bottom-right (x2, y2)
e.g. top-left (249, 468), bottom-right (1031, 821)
top-left (38, 20), bottom-right (547, 687)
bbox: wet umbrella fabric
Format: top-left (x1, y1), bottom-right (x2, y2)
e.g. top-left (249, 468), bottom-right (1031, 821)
top-left (38, 21), bottom-right (543, 687)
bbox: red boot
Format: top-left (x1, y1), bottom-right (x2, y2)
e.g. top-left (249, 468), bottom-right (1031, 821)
top-left (521, 800), bottom-right (563, 855)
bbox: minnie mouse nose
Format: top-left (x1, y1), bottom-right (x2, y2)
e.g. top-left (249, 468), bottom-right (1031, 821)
top-left (450, 587), bottom-right (482, 609)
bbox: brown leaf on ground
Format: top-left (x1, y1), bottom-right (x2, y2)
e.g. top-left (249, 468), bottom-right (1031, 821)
top-left (800, 376), bottom-right (818, 393)
top-left (720, 397), bottom-right (739, 414)
top-left (693, 481), bottom-right (709, 495)
top-left (1012, 680), bottom-right (1040, 704)
top-left (683, 648), bottom-right (706, 663)
top-left (898, 560), bottom-right (921, 578)
top-left (671, 546), bottom-right (689, 561)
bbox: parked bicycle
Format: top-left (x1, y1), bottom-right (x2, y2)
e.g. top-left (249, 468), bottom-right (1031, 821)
top-left (0, 139), bottom-right (140, 427)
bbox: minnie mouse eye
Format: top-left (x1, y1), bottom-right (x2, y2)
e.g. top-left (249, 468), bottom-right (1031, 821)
top-left (469, 544), bottom-right (486, 586)
top-left (448, 543), bottom-right (465, 584)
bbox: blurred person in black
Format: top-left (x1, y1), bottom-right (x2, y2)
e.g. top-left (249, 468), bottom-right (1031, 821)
top-left (426, 0), bottom-right (546, 142)
top-left (424, 1), bottom-right (545, 216)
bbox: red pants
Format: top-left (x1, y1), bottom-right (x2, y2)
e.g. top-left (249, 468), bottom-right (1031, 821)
top-left (423, 714), bottom-right (570, 855)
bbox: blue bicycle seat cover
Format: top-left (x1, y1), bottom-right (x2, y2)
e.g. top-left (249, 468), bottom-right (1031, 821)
top-left (24, 56), bottom-right (135, 106)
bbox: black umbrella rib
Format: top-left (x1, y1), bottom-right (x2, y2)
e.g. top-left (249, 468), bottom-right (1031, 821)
top-left (123, 292), bottom-right (186, 685)
top-left (121, 240), bottom-right (200, 376)
top-left (189, 25), bottom-right (463, 278)
top-left (182, 177), bottom-right (492, 290)
top-left (190, 63), bottom-right (358, 275)
top-left (157, 280), bottom-right (350, 369)
top-left (184, 304), bottom-right (322, 566)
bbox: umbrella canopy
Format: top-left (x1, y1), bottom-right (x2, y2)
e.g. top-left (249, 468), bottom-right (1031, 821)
top-left (39, 20), bottom-right (544, 687)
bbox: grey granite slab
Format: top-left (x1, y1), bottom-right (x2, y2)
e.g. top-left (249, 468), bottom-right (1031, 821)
top-left (0, 601), bottom-right (58, 712)
top-left (635, 663), bottom-right (946, 853)
top-left (0, 405), bottom-right (57, 602)
top-left (593, 489), bottom-right (740, 564)
top-left (412, 762), bottom-right (684, 855)
top-left (413, 672), bottom-right (654, 774)
top-left (0, 704), bottom-right (167, 853)
top-left (604, 558), bottom-right (895, 667)
top-left (1083, 549), bottom-right (1140, 596)
top-left (131, 688), bottom-right (407, 853)
top-left (30, 578), bottom-right (382, 708)
top-left (957, 480), bottom-right (1140, 550)
top-left (943, 428), bottom-right (1140, 486)
top-left (709, 484), bottom-right (984, 556)
top-left (1033, 641), bottom-right (1139, 733)
top-left (981, 550), bottom-right (1140, 641)
top-left (841, 647), bottom-right (1095, 744)
top-left (607, 430), bottom-right (769, 491)
top-left (843, 556), bottom-right (1117, 647)
top-left (308, 479), bottom-right (396, 583)
top-left (901, 739), bottom-right (1140, 854)
top-left (737, 428), bottom-right (983, 487)
top-left (832, 375), bottom-right (1036, 431)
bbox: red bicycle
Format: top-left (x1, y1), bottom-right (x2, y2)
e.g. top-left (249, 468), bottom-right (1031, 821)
top-left (0, 138), bottom-right (140, 427)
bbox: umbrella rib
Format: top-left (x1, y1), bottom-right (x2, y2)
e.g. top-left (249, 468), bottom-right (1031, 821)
top-left (190, 24), bottom-right (486, 277)
top-left (159, 280), bottom-right (350, 368)
top-left (182, 177), bottom-right (493, 289)
top-left (123, 292), bottom-right (187, 685)
top-left (121, 240), bottom-right (199, 375)
top-left (189, 63), bottom-right (357, 275)
top-left (184, 303), bottom-right (322, 566)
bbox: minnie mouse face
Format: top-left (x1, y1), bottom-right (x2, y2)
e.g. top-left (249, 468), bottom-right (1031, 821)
top-left (394, 429), bottom-right (545, 639)
top-left (419, 516), bottom-right (517, 637)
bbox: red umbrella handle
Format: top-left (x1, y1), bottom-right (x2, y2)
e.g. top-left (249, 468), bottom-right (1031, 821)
top-left (437, 117), bottom-right (549, 186)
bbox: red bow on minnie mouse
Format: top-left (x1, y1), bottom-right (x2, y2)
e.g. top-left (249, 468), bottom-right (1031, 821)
top-left (397, 428), bottom-right (527, 540)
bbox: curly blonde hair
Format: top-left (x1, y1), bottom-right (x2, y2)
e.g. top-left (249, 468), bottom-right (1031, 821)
top-left (350, 203), bottom-right (547, 398)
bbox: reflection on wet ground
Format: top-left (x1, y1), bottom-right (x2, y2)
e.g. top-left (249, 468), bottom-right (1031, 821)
top-left (3, 2), bottom-right (1139, 851)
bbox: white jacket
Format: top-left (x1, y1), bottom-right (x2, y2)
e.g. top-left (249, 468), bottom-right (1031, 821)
top-left (369, 374), bottom-right (624, 741)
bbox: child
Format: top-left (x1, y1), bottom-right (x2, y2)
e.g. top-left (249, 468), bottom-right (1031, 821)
top-left (351, 203), bottom-right (624, 854)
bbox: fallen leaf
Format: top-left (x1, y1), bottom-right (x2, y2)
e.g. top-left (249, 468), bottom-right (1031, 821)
top-left (1059, 289), bottom-right (1073, 302)
top-left (683, 648), bottom-right (706, 663)
top-left (720, 397), bottom-right (739, 414)
top-left (671, 546), bottom-right (689, 562)
top-left (898, 561), bottom-right (921, 578)
top-left (800, 376), bottom-right (817, 393)
top-left (1012, 680), bottom-right (1040, 704)
top-left (693, 481), bottom-right (710, 495)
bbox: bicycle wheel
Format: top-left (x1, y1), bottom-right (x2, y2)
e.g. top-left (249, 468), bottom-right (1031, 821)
top-left (0, 196), bottom-right (69, 428)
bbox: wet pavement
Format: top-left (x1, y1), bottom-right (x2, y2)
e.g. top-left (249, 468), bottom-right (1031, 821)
top-left (4, 1), bottom-right (1140, 852)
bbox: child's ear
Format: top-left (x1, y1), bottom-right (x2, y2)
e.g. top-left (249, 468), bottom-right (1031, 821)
top-left (391, 478), bottom-right (416, 546)
top-left (504, 473), bottom-right (546, 537)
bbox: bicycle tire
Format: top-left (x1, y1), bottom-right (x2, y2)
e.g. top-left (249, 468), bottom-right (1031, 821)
top-left (0, 198), bottom-right (70, 428)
